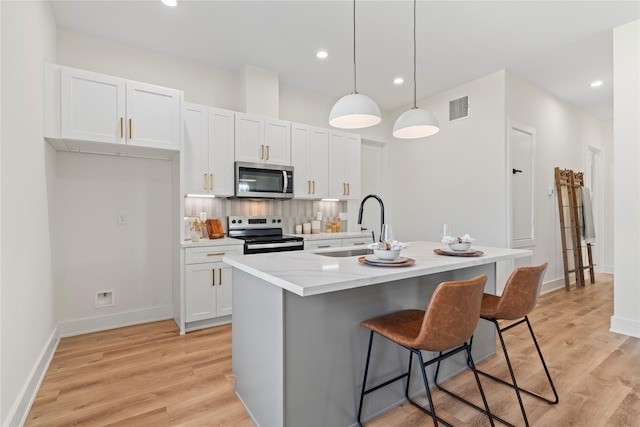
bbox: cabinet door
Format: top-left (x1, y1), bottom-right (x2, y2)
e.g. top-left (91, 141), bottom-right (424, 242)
top-left (345, 134), bottom-right (361, 200)
top-left (264, 119), bottom-right (291, 165)
top-left (126, 81), bottom-right (181, 151)
top-left (291, 124), bottom-right (311, 198)
top-left (305, 239), bottom-right (342, 250)
top-left (185, 263), bottom-right (217, 322)
top-left (234, 113), bottom-right (264, 163)
top-left (209, 108), bottom-right (236, 196)
top-left (183, 103), bottom-right (210, 194)
top-left (309, 127), bottom-right (329, 199)
top-left (216, 263), bottom-right (234, 316)
top-left (328, 131), bottom-right (348, 199)
top-left (61, 67), bottom-right (125, 144)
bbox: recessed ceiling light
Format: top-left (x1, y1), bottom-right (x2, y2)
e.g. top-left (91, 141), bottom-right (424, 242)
top-left (590, 80), bottom-right (604, 88)
top-left (161, 0), bottom-right (177, 7)
top-left (316, 50), bottom-right (328, 59)
top-left (393, 77), bottom-right (404, 85)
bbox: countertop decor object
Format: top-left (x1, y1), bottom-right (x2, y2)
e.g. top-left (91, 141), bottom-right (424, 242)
top-left (205, 218), bottom-right (225, 239)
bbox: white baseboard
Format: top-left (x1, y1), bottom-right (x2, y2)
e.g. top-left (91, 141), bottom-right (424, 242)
top-left (610, 315), bottom-right (640, 338)
top-left (5, 326), bottom-right (60, 427)
top-left (540, 277), bottom-right (566, 295)
top-left (58, 305), bottom-right (174, 338)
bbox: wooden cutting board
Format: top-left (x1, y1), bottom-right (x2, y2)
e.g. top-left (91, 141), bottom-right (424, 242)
top-left (205, 219), bottom-right (225, 239)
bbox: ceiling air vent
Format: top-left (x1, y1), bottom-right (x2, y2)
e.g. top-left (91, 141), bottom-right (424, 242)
top-left (449, 96), bottom-right (469, 121)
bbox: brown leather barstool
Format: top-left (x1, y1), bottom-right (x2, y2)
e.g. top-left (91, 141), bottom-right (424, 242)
top-left (435, 263), bottom-right (558, 427)
top-left (356, 275), bottom-right (495, 427)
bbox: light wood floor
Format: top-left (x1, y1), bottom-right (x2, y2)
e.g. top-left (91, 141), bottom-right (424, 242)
top-left (26, 274), bottom-right (639, 426)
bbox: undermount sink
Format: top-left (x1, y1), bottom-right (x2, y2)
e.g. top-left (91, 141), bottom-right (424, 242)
top-left (315, 248), bottom-right (373, 257)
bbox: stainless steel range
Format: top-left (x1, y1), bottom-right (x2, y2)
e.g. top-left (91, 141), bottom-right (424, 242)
top-left (227, 215), bottom-right (304, 254)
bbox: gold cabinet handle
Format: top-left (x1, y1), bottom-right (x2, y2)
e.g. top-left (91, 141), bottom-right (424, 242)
top-left (353, 242), bottom-right (366, 246)
top-left (347, 183), bottom-right (350, 196)
top-left (307, 180), bottom-right (311, 194)
top-left (210, 173), bottom-right (214, 190)
top-left (312, 180), bottom-right (315, 194)
top-left (260, 144), bottom-right (264, 159)
top-left (266, 145), bottom-right (270, 160)
top-left (203, 173), bottom-right (208, 190)
top-left (206, 252), bottom-right (225, 256)
top-left (218, 268), bottom-right (223, 286)
top-left (120, 117), bottom-right (123, 138)
top-left (129, 118), bottom-right (132, 139)
top-left (212, 269), bottom-right (215, 287)
top-left (318, 245), bottom-right (331, 249)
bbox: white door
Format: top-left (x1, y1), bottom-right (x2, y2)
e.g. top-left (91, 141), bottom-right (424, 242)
top-left (360, 142), bottom-right (384, 241)
top-left (264, 119), bottom-right (291, 165)
top-left (235, 113), bottom-right (264, 163)
top-left (509, 122), bottom-right (536, 248)
top-left (309, 127), bottom-right (329, 199)
top-left (216, 263), bottom-right (234, 317)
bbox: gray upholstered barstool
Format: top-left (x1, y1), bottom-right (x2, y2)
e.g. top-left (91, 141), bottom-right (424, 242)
top-left (435, 263), bottom-right (558, 427)
top-left (356, 274), bottom-right (495, 427)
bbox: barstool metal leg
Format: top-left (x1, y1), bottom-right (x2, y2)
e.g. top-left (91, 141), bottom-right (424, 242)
top-left (357, 331), bottom-right (375, 427)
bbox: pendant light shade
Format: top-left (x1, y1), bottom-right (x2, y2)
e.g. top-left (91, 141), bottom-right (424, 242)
top-left (393, 107), bottom-right (439, 138)
top-left (393, 0), bottom-right (440, 139)
top-left (329, 0), bottom-right (381, 129)
top-left (329, 93), bottom-right (382, 129)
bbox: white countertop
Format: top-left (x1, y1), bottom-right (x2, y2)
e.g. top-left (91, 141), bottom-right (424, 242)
top-left (286, 231), bottom-right (372, 241)
top-left (224, 241), bottom-right (531, 297)
top-left (181, 237), bottom-right (243, 248)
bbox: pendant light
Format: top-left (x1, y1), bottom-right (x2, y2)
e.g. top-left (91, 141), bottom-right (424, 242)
top-left (393, 0), bottom-right (439, 139)
top-left (329, 0), bottom-right (381, 129)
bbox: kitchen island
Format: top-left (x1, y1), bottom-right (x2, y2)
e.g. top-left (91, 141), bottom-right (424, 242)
top-left (224, 241), bottom-right (530, 427)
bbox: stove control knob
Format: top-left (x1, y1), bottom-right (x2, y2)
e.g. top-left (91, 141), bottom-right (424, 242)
top-left (238, 219), bottom-right (243, 224)
top-left (231, 219), bottom-right (236, 224)
top-left (277, 219), bottom-right (282, 223)
top-left (272, 219), bottom-right (276, 223)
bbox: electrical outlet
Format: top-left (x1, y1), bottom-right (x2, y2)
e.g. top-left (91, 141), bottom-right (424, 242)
top-left (316, 212), bottom-right (323, 221)
top-left (118, 213), bottom-right (127, 225)
top-left (95, 290), bottom-right (114, 308)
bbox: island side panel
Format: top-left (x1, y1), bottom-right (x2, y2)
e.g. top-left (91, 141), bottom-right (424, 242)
top-left (283, 264), bottom-right (495, 427)
top-left (232, 269), bottom-right (285, 426)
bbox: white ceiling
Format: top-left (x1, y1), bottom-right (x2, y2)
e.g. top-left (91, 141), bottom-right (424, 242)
top-left (49, 0), bottom-right (639, 121)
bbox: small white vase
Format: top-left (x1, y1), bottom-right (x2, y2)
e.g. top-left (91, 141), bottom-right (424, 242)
top-left (191, 232), bottom-right (201, 242)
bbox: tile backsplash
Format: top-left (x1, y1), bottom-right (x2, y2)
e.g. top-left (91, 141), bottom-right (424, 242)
top-left (184, 198), bottom-right (346, 234)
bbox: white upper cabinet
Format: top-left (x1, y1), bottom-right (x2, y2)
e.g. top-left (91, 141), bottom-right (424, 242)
top-left (61, 67), bottom-right (125, 144)
top-left (47, 64), bottom-right (182, 157)
top-left (126, 81), bottom-right (181, 151)
top-left (183, 103), bottom-right (234, 196)
top-left (328, 130), bottom-right (361, 200)
top-left (291, 123), bottom-right (328, 199)
top-left (235, 113), bottom-right (291, 166)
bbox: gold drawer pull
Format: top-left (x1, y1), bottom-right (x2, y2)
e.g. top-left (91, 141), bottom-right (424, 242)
top-left (207, 252), bottom-right (225, 256)
top-left (353, 242), bottom-right (366, 246)
top-left (317, 245), bottom-right (331, 249)
top-left (210, 173), bottom-right (214, 190)
top-left (129, 118), bottom-right (132, 139)
top-left (218, 268), bottom-right (223, 285)
top-left (203, 173), bottom-right (208, 190)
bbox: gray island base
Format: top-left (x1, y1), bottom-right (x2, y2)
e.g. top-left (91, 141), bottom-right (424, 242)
top-left (225, 241), bottom-right (531, 426)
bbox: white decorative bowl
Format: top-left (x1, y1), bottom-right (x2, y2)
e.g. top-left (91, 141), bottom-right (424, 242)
top-left (448, 242), bottom-right (471, 252)
top-left (374, 249), bottom-right (401, 260)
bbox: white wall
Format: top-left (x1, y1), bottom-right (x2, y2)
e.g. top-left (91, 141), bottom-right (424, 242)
top-left (388, 70), bottom-right (507, 247)
top-left (505, 72), bottom-right (610, 285)
top-left (0, 1), bottom-right (57, 425)
top-left (612, 20), bottom-right (640, 338)
top-left (53, 153), bottom-right (174, 333)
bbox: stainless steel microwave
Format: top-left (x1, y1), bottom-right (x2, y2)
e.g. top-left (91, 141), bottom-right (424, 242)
top-left (234, 162), bottom-right (294, 199)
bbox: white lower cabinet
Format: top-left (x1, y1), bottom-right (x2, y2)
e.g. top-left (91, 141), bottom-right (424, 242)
top-left (184, 245), bottom-right (241, 326)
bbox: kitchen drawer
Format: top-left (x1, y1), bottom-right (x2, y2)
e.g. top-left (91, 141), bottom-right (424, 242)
top-left (341, 237), bottom-right (371, 247)
top-left (186, 245), bottom-right (241, 264)
top-left (305, 239), bottom-right (342, 251)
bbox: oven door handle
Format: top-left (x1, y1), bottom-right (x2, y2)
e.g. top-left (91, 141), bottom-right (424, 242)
top-left (246, 241), bottom-right (303, 250)
top-left (283, 170), bottom-right (288, 193)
